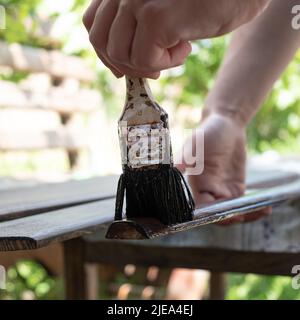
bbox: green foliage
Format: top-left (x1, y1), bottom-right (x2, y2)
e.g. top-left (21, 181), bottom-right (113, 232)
top-left (159, 39), bottom-right (227, 107)
top-left (227, 273), bottom-right (300, 300)
top-left (0, 0), bottom-right (61, 49)
top-left (0, 70), bottom-right (29, 82)
top-left (71, 0), bottom-right (89, 11)
top-left (248, 51), bottom-right (300, 153)
top-left (2, 262), bottom-right (300, 300)
top-left (0, 260), bottom-right (63, 300)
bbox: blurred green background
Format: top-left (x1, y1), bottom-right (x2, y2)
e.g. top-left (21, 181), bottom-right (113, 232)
top-left (0, 0), bottom-right (300, 300)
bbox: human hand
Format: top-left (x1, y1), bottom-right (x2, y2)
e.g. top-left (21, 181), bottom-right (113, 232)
top-left (83, 0), bottom-right (270, 78)
top-left (176, 112), bottom-right (271, 225)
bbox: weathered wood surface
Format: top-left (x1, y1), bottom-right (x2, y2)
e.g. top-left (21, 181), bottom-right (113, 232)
top-left (106, 178), bottom-right (300, 240)
top-left (0, 199), bottom-right (114, 251)
top-left (0, 80), bottom-right (100, 114)
top-left (85, 200), bottom-right (300, 276)
top-left (0, 169), bottom-right (300, 253)
top-left (0, 41), bottom-right (95, 82)
top-left (0, 175), bottom-right (118, 222)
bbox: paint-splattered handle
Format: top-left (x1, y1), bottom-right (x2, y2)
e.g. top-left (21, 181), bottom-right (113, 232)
top-left (120, 77), bottom-right (162, 125)
top-left (125, 77), bottom-right (155, 105)
top-left (119, 77), bottom-right (172, 168)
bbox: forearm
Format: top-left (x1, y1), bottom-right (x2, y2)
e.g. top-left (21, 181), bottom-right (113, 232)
top-left (203, 0), bottom-right (300, 125)
top-left (177, 0), bottom-right (270, 39)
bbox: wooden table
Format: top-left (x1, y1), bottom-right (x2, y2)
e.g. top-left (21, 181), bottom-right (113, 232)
top-left (1, 167), bottom-right (300, 299)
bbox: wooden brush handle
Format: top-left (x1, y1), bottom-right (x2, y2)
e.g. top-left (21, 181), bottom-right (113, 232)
top-left (119, 77), bottom-right (163, 126)
top-left (125, 77), bottom-right (154, 103)
top-left (118, 77), bottom-right (171, 168)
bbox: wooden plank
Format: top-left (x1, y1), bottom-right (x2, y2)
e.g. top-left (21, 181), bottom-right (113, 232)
top-left (106, 179), bottom-right (300, 240)
top-left (0, 169), bottom-right (299, 252)
top-left (0, 175), bottom-right (118, 222)
top-left (0, 198), bottom-right (114, 251)
top-left (63, 238), bottom-right (87, 300)
top-left (85, 240), bottom-right (300, 276)
top-left (0, 80), bottom-right (100, 113)
top-left (209, 273), bottom-right (227, 300)
top-left (0, 41), bottom-right (95, 82)
top-left (0, 169), bottom-right (295, 220)
top-left (85, 198), bottom-right (300, 276)
top-left (0, 128), bottom-right (87, 150)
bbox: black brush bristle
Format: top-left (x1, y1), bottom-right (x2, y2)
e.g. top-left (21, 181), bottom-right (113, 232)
top-left (115, 164), bottom-right (194, 225)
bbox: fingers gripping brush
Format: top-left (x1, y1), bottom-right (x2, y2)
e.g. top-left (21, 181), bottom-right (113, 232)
top-left (114, 77), bottom-right (194, 226)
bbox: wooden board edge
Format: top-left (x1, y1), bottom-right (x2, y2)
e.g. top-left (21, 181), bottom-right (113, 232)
top-left (105, 200), bottom-right (279, 240)
top-left (105, 178), bottom-right (300, 240)
top-left (0, 237), bottom-right (38, 251)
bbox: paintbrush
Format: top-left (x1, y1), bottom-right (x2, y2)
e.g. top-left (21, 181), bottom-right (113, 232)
top-left (114, 77), bottom-right (194, 225)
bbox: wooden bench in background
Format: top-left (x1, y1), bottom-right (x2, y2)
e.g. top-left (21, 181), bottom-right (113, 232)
top-left (0, 41), bottom-right (100, 170)
top-left (0, 166), bottom-right (300, 300)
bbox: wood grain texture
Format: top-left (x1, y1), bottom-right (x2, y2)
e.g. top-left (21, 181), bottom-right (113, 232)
top-left (1, 169), bottom-right (300, 252)
top-left (0, 199), bottom-right (114, 251)
top-left (0, 175), bottom-right (118, 222)
top-left (106, 179), bottom-right (300, 240)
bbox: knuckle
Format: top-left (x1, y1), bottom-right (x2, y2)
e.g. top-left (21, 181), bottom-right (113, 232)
top-left (139, 3), bottom-right (175, 48)
top-left (139, 3), bottom-right (165, 30)
top-left (89, 31), bottom-right (103, 51)
top-left (107, 48), bottom-right (122, 63)
top-left (140, 2), bottom-right (162, 20)
top-left (119, 0), bottom-right (131, 11)
top-left (88, 32), bottom-right (96, 46)
top-left (82, 12), bottom-right (89, 28)
top-left (82, 6), bottom-right (95, 30)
